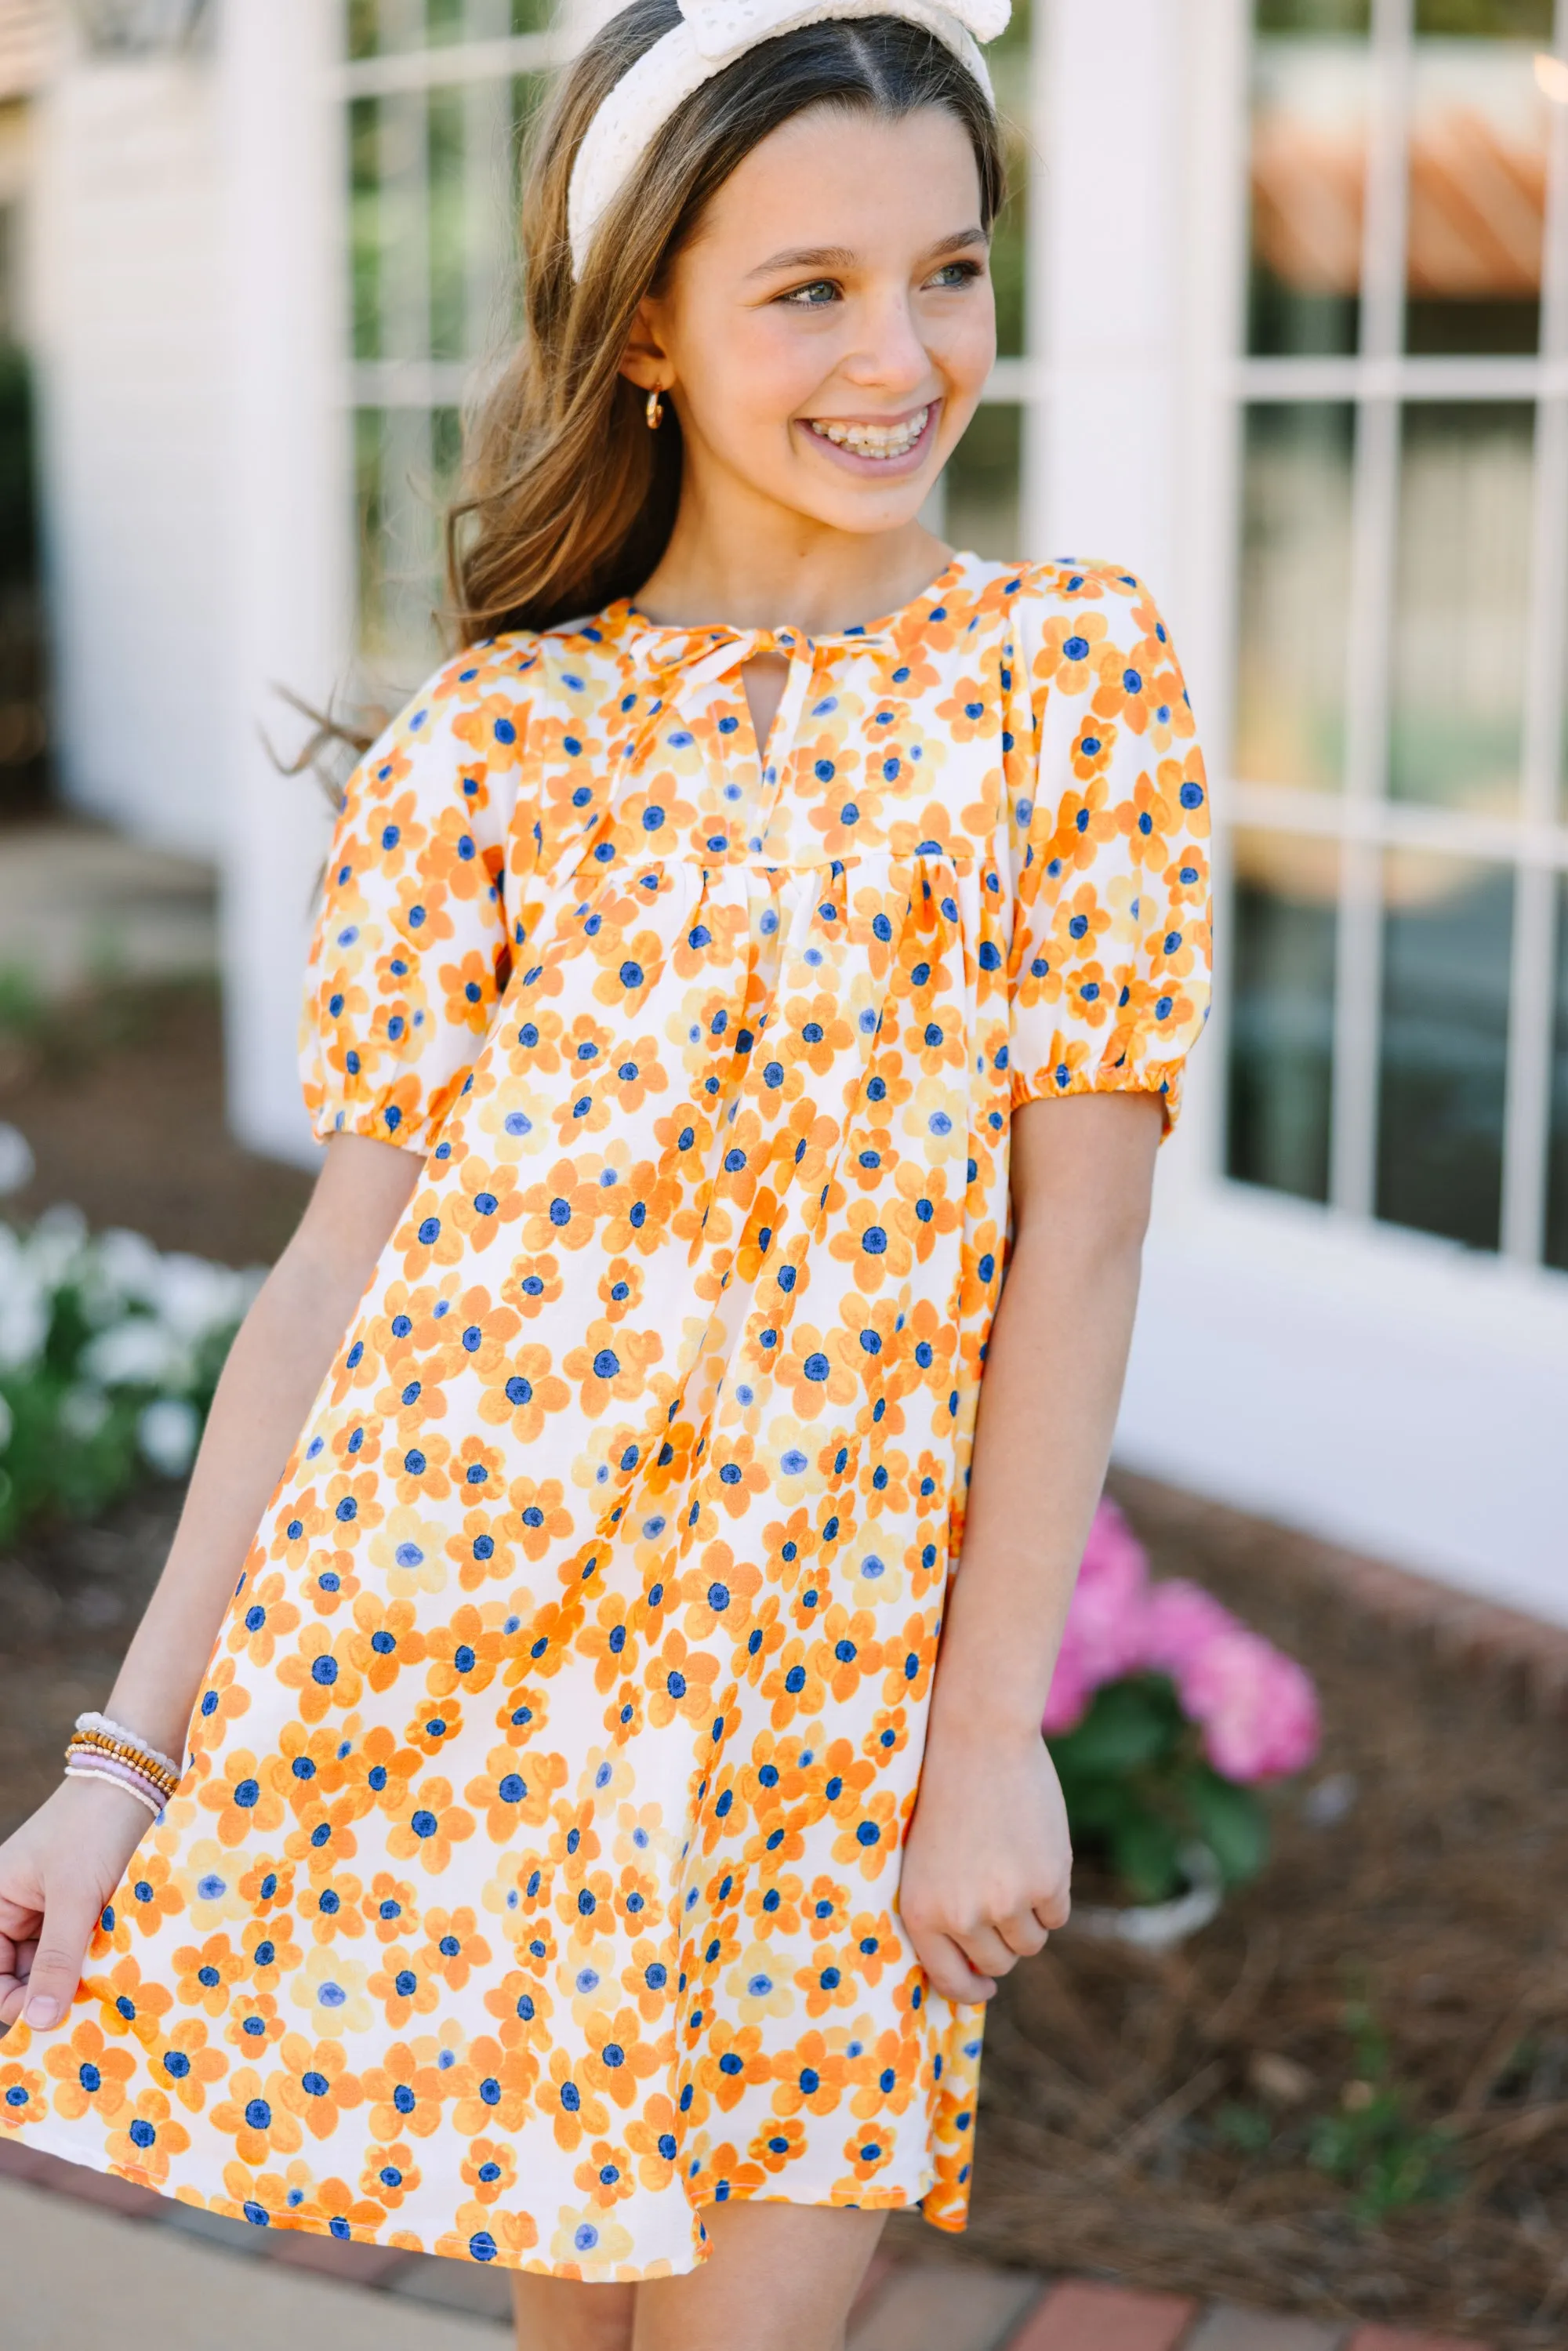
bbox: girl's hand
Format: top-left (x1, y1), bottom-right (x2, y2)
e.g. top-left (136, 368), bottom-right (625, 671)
top-left (898, 1722), bottom-right (1072, 2004)
top-left (0, 1777), bottom-right (153, 2030)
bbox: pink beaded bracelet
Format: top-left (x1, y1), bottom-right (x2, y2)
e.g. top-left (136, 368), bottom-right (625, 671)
top-left (64, 1754), bottom-right (165, 1818)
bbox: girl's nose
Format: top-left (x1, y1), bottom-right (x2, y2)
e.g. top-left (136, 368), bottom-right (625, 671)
top-left (838, 295), bottom-right (935, 393)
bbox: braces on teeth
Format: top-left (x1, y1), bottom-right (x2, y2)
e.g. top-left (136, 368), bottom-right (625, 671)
top-left (810, 405), bottom-right (930, 456)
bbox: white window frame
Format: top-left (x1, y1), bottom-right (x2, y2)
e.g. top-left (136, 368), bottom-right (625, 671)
top-left (1220, 0), bottom-right (1568, 1272)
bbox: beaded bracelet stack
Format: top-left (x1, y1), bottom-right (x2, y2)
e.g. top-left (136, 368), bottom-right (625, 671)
top-left (64, 1711), bottom-right (183, 1819)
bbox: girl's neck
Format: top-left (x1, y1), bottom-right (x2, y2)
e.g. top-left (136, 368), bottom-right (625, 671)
top-left (633, 484), bottom-right (951, 638)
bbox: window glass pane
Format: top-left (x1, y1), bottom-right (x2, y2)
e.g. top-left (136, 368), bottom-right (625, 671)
top-left (943, 404), bottom-right (1021, 561)
top-left (350, 97), bottom-right (381, 361)
top-left (989, 0), bottom-right (1030, 360)
top-left (376, 90), bottom-right (433, 365)
top-left (1548, 880), bottom-right (1568, 1271)
top-left (1405, 20), bottom-right (1552, 354)
top-left (1249, 9), bottom-right (1370, 355)
top-left (429, 85), bottom-right (468, 363)
top-left (1227, 830), bottom-right (1339, 1202)
top-left (356, 407), bottom-right (445, 687)
top-left (347, 0), bottom-right (380, 60)
top-left (1388, 401), bottom-right (1533, 814)
top-left (1235, 402), bottom-right (1355, 793)
top-left (1376, 852), bottom-right (1512, 1248)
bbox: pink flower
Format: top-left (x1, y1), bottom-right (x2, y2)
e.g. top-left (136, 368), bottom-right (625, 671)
top-left (1042, 1508), bottom-right (1322, 1782)
top-left (1042, 1499), bottom-right (1150, 1733)
top-left (1179, 1624), bottom-right (1320, 1783)
top-left (1139, 1578), bottom-right (1319, 1780)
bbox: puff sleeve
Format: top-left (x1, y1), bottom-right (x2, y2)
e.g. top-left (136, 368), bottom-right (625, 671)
top-left (299, 649), bottom-right (528, 1151)
top-left (1004, 564), bottom-right (1212, 1133)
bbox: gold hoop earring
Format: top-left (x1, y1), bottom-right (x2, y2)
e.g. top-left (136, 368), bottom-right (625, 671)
top-left (645, 387), bottom-right (665, 431)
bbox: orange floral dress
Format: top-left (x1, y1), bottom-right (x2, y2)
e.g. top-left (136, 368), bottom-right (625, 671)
top-left (5, 552), bottom-right (1210, 2277)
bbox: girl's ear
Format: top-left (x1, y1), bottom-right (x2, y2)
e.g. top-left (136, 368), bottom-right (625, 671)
top-left (619, 295), bottom-right (672, 394)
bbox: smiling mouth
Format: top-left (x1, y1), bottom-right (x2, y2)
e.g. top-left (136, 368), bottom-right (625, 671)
top-left (806, 405), bottom-right (931, 460)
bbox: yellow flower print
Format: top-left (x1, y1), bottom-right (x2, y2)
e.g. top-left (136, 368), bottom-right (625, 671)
top-left (289, 1946), bottom-right (374, 2039)
top-left (548, 2204), bottom-right (636, 2273)
top-left (724, 1946), bottom-right (796, 2026)
top-left (365, 1506), bottom-right (452, 1600)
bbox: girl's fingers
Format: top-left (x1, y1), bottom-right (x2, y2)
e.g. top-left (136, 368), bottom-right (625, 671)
top-left (997, 1908), bottom-right (1051, 1959)
top-left (952, 1923), bottom-right (1018, 1983)
top-left (0, 1940), bottom-right (42, 2028)
top-left (915, 1931), bottom-right (996, 2005)
top-left (5, 1890), bottom-right (98, 2030)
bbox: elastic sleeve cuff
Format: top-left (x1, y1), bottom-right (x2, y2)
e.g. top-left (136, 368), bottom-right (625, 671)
top-left (1010, 1058), bottom-right (1185, 1139)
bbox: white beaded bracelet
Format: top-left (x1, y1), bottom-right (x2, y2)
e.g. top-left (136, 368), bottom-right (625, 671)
top-left (74, 1711), bottom-right (183, 1783)
top-left (65, 1758), bottom-right (165, 1818)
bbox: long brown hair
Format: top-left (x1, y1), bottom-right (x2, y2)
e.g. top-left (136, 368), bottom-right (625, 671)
top-left (448, 0), bottom-right (1004, 642)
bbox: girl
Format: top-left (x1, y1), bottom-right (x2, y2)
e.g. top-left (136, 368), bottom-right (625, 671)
top-left (0, 2), bottom-right (1210, 2345)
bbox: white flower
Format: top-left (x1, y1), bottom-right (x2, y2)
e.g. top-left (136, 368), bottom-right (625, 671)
top-left (137, 1396), bottom-right (199, 1478)
top-left (24, 1203), bottom-right (89, 1290)
top-left (59, 1384), bottom-right (111, 1439)
top-left (83, 1315), bottom-right (187, 1390)
top-left (0, 1232), bottom-right (49, 1373)
top-left (151, 1253), bottom-right (257, 1344)
top-left (81, 1226), bottom-right (167, 1323)
top-left (0, 1124), bottom-right (34, 1196)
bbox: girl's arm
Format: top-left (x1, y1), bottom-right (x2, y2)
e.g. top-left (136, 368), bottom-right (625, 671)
top-left (898, 1089), bottom-right (1163, 2003)
top-left (0, 1134), bottom-right (423, 2030)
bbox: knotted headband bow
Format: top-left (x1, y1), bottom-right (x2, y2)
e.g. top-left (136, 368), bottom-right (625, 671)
top-left (566, 0), bottom-right (1010, 278)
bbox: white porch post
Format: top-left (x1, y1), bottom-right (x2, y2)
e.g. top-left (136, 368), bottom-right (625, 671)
top-left (217, 0), bottom-right (351, 1167)
top-left (1037, 0), bottom-right (1183, 597)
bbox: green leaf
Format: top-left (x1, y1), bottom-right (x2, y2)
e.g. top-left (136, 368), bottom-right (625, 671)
top-left (1047, 1676), bottom-right (1182, 1775)
top-left (1109, 1803), bottom-right (1185, 1903)
top-left (1185, 1768), bottom-right (1269, 1886)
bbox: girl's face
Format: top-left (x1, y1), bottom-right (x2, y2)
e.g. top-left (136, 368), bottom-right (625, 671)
top-left (623, 103), bottom-right (996, 539)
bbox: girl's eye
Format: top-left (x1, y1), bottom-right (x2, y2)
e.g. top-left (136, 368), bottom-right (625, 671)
top-left (778, 279), bottom-right (840, 308)
top-left (927, 259), bottom-right (984, 290)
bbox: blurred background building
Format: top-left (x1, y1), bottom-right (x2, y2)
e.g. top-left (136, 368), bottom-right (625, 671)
top-left (0, 0), bottom-right (1564, 1616)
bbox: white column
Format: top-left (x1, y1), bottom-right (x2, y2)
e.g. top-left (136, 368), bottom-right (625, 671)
top-left (1037, 0), bottom-right (1184, 597)
top-left (216, 0), bottom-right (352, 1166)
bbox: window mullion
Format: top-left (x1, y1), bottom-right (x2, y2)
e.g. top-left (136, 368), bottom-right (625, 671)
top-left (1500, 2), bottom-right (1568, 1264)
top-left (1329, 0), bottom-right (1412, 1224)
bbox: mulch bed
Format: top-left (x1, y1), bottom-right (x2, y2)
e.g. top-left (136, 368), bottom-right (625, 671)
top-left (5, 981), bottom-right (1567, 2345)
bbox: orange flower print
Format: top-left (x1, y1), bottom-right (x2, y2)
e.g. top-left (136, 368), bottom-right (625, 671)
top-left (42, 2019), bottom-right (136, 2121)
top-left (104, 2088), bottom-right (191, 2184)
top-left (14, 557), bottom-right (1208, 2270)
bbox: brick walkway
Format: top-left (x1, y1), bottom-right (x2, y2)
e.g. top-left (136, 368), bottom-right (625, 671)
top-left (0, 2139), bottom-right (1482, 2349)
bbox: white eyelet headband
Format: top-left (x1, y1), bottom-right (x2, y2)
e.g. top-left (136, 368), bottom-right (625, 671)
top-left (566, 0), bottom-right (1010, 280)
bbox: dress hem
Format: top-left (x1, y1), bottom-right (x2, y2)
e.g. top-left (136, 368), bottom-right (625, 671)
top-left (6, 2121), bottom-right (966, 2281)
